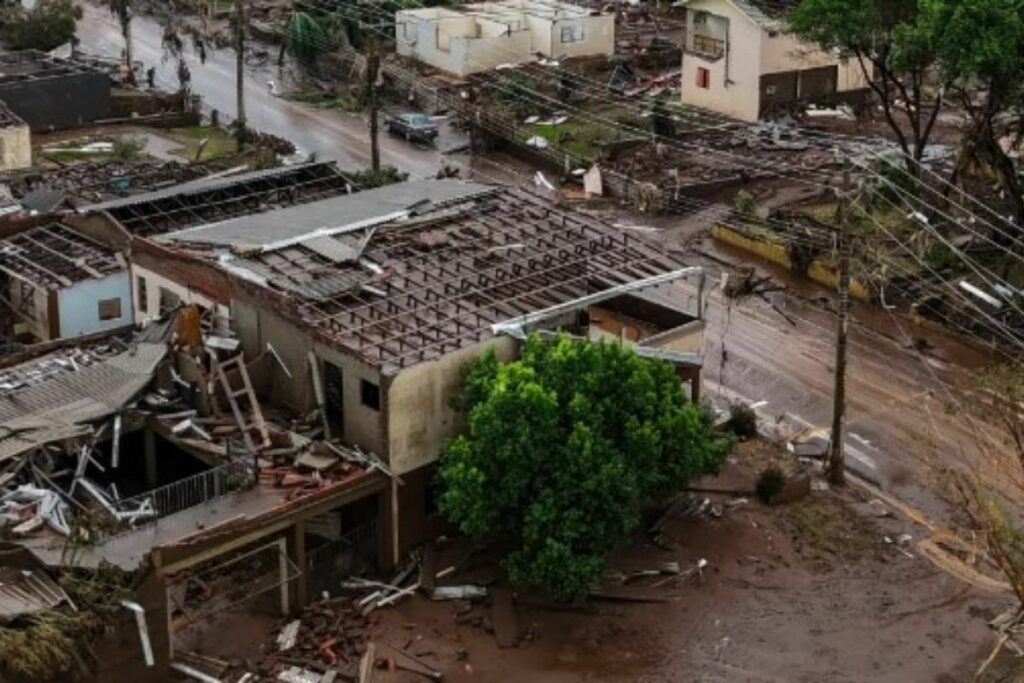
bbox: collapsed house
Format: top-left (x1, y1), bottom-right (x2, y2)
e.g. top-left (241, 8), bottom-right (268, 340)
top-left (0, 161), bottom-right (707, 676)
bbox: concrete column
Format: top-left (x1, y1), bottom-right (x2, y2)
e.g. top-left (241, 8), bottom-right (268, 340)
top-left (291, 520), bottom-right (307, 608)
top-left (144, 429), bottom-right (158, 488)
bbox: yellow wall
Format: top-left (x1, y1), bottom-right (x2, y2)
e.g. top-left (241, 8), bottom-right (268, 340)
top-left (712, 224), bottom-right (871, 302)
top-left (386, 336), bottom-right (517, 475)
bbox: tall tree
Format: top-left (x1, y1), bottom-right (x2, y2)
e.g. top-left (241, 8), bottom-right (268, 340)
top-left (438, 335), bottom-right (731, 599)
top-left (788, 0), bottom-right (942, 175)
top-left (0, 0), bottom-right (81, 52)
top-left (915, 0), bottom-right (1024, 231)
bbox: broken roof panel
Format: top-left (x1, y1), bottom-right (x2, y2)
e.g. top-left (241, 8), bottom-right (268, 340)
top-left (80, 162), bottom-right (361, 237)
top-left (0, 223), bottom-right (124, 290)
top-left (0, 566), bottom-right (71, 618)
top-left (158, 179), bottom-right (495, 251)
top-left (209, 186), bottom-right (690, 371)
top-left (0, 343), bottom-right (167, 463)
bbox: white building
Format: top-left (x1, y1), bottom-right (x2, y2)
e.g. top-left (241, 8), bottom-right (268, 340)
top-left (396, 0), bottom-right (615, 77)
top-left (680, 0), bottom-right (869, 121)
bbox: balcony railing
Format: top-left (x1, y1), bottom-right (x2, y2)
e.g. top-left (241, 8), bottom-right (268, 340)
top-left (116, 458), bottom-right (255, 524)
top-left (690, 35), bottom-right (725, 58)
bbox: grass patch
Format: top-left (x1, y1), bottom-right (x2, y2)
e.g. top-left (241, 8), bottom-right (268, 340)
top-left (518, 120), bottom-right (621, 161)
top-left (166, 126), bottom-right (237, 161)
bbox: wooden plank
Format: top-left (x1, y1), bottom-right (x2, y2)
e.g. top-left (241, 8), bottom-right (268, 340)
top-left (418, 542), bottom-right (437, 593)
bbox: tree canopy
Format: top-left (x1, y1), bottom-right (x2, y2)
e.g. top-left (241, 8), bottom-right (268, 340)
top-left (437, 335), bottom-right (731, 599)
top-left (0, 0), bottom-right (81, 52)
top-left (788, 0), bottom-right (941, 172)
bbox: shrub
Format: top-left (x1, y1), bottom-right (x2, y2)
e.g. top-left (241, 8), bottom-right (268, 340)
top-left (756, 465), bottom-right (787, 504)
top-left (725, 402), bottom-right (758, 439)
top-left (734, 189), bottom-right (756, 216)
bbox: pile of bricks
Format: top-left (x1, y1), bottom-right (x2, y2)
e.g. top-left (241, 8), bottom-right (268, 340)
top-left (250, 596), bottom-right (374, 680)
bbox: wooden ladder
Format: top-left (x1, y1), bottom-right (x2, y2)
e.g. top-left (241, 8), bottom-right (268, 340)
top-left (213, 354), bottom-right (269, 455)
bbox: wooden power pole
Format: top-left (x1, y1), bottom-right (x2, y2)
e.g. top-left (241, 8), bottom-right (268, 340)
top-left (234, 0), bottom-right (247, 139)
top-left (828, 170), bottom-right (852, 485)
top-left (367, 46), bottom-right (381, 173)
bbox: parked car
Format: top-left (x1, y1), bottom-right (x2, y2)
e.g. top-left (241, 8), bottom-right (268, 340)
top-left (386, 113), bottom-right (439, 144)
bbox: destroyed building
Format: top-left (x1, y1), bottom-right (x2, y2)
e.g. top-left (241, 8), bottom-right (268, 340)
top-left (0, 163), bottom-right (707, 677)
top-left (0, 50), bottom-right (111, 131)
top-left (0, 222), bottom-right (131, 342)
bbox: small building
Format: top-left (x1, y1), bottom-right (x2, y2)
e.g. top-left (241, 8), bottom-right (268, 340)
top-left (396, 0), bottom-right (614, 77)
top-left (0, 222), bottom-right (130, 342)
top-left (0, 101), bottom-right (30, 171)
top-left (680, 0), bottom-right (869, 121)
top-left (0, 50), bottom-right (111, 131)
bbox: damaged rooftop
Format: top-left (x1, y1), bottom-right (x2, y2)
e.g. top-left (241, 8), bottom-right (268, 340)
top-left (148, 179), bottom-right (689, 372)
top-left (0, 222), bottom-right (125, 290)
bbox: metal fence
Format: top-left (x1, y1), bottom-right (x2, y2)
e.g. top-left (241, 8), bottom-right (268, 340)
top-left (306, 519), bottom-right (378, 598)
top-left (118, 459), bottom-right (254, 522)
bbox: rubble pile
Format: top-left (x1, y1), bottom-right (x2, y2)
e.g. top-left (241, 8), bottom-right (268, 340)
top-left (1, 159), bottom-right (209, 203)
top-left (244, 595), bottom-right (374, 681)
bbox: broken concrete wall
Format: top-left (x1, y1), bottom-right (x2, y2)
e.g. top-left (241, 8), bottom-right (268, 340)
top-left (0, 122), bottom-right (30, 171)
top-left (313, 342), bottom-right (386, 459)
top-left (385, 336), bottom-right (517, 475)
top-left (394, 462), bottom-right (451, 558)
top-left (232, 300), bottom-right (314, 414)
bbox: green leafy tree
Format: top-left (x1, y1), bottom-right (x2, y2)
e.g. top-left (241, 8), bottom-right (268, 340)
top-left (0, 0), bottom-right (82, 52)
top-left (914, 0), bottom-right (1024, 230)
top-left (788, 0), bottom-right (942, 174)
top-left (438, 335), bottom-right (732, 599)
top-left (285, 10), bottom-right (331, 70)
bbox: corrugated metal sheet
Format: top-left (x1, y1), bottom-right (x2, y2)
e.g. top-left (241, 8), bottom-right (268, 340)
top-left (0, 343), bottom-right (166, 462)
top-left (300, 236), bottom-right (358, 263)
top-left (78, 162), bottom-right (338, 213)
top-left (0, 567), bottom-right (71, 618)
top-left (157, 180), bottom-right (496, 250)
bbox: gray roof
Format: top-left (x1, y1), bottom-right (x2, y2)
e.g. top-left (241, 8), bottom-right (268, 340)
top-left (78, 162), bottom-right (343, 213)
top-left (0, 343), bottom-right (166, 463)
top-left (157, 179), bottom-right (496, 251)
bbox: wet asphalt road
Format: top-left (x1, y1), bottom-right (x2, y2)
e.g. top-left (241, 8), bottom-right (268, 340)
top-left (75, 2), bottom-right (470, 177)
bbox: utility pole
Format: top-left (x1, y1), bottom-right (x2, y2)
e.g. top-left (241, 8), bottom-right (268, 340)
top-left (234, 0), bottom-right (247, 140)
top-left (367, 44), bottom-right (380, 173)
top-left (828, 169), bottom-right (852, 485)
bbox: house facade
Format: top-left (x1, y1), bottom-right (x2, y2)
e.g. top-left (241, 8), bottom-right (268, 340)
top-left (0, 222), bottom-right (131, 342)
top-left (396, 0), bottom-right (614, 77)
top-left (680, 0), bottom-right (869, 121)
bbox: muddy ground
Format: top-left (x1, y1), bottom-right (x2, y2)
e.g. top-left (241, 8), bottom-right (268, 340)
top-left (363, 441), bottom-right (1006, 683)
top-left (199, 440), bottom-right (1010, 683)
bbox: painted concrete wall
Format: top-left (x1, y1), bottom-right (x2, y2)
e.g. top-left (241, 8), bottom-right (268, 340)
top-left (396, 9), bottom-right (531, 76)
top-left (681, 0), bottom-right (869, 121)
top-left (398, 1), bottom-right (610, 76)
top-left (232, 299), bottom-right (314, 412)
top-left (57, 272), bottom-right (131, 338)
top-left (0, 124), bottom-right (30, 171)
top-left (386, 336), bottom-right (518, 475)
top-left (9, 280), bottom-right (49, 340)
top-left (550, 14), bottom-right (614, 59)
top-left (314, 342), bottom-right (387, 458)
top-left (132, 264), bottom-right (227, 326)
top-left (760, 30), bottom-right (867, 92)
top-left (681, 3), bottom-right (763, 122)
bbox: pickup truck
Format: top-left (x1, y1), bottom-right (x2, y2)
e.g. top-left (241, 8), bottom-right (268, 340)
top-left (385, 113), bottom-right (439, 144)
